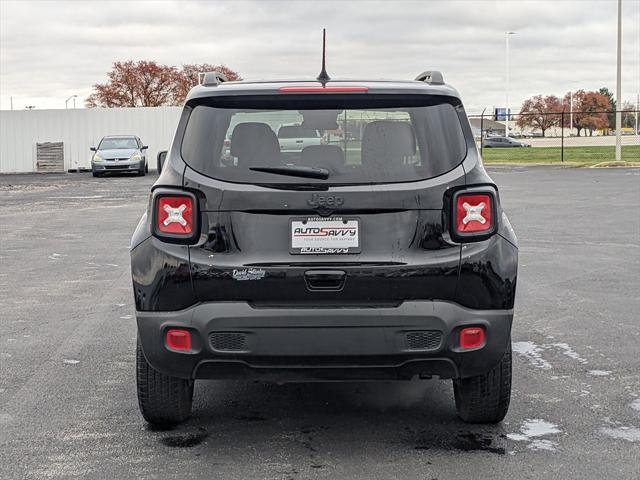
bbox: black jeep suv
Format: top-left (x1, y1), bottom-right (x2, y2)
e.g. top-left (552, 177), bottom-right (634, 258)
top-left (131, 71), bottom-right (518, 426)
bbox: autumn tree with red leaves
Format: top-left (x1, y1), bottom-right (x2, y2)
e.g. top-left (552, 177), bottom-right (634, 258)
top-left (86, 61), bottom-right (241, 108)
top-left (562, 90), bottom-right (610, 136)
top-left (516, 95), bottom-right (563, 137)
top-left (173, 63), bottom-right (242, 103)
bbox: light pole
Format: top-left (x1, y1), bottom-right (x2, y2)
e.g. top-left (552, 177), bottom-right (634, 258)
top-left (569, 91), bottom-right (573, 136)
top-left (505, 31), bottom-right (516, 138)
top-left (65, 95), bottom-right (78, 109)
top-left (566, 81), bottom-right (581, 136)
top-left (636, 92), bottom-right (639, 135)
top-left (615, 0), bottom-right (622, 161)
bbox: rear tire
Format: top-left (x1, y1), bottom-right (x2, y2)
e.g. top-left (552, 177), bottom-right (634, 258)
top-left (136, 338), bottom-right (193, 427)
top-left (453, 342), bottom-right (511, 423)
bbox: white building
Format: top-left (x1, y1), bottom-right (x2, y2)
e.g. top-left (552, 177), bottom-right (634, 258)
top-left (0, 107), bottom-right (182, 173)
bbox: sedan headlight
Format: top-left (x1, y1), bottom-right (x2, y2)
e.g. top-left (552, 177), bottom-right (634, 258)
top-left (130, 153), bottom-right (142, 162)
top-left (93, 153), bottom-right (104, 162)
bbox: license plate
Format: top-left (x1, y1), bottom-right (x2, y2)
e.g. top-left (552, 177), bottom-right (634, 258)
top-left (290, 217), bottom-right (360, 254)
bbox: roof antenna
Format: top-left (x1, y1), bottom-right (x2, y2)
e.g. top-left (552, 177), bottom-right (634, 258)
top-left (316, 28), bottom-right (331, 85)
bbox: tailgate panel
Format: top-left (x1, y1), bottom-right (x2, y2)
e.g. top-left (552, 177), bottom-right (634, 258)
top-left (189, 209), bottom-right (460, 304)
top-left (185, 164), bottom-right (465, 306)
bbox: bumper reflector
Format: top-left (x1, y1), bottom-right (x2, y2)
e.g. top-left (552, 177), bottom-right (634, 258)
top-left (459, 327), bottom-right (485, 350)
top-left (166, 329), bottom-right (191, 352)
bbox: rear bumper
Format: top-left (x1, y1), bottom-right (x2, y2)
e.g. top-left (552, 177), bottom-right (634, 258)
top-left (137, 301), bottom-right (513, 381)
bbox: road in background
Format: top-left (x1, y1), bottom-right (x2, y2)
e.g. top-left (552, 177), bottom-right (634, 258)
top-left (1, 168), bottom-right (639, 479)
top-left (526, 134), bottom-right (639, 147)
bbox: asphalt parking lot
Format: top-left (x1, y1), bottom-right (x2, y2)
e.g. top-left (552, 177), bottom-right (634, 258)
top-left (1, 166), bottom-right (639, 479)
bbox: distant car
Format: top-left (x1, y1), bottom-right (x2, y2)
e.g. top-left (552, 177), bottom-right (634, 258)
top-left (90, 135), bottom-right (149, 177)
top-left (277, 124), bottom-right (322, 157)
top-left (482, 137), bottom-right (531, 148)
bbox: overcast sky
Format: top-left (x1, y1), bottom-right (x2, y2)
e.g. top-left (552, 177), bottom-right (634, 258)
top-left (1, 0), bottom-right (639, 113)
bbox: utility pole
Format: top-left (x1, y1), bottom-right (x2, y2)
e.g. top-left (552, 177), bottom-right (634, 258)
top-left (505, 31), bottom-right (516, 138)
top-left (615, 0), bottom-right (622, 161)
top-left (569, 91), bottom-right (573, 136)
top-left (636, 92), bottom-right (639, 135)
top-left (10, 96), bottom-right (13, 110)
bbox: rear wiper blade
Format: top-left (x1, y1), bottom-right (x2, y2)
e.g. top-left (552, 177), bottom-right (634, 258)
top-left (249, 165), bottom-right (329, 180)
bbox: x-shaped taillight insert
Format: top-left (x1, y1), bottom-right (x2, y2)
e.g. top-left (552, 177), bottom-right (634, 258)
top-left (461, 201), bottom-right (487, 225)
top-left (454, 193), bottom-right (494, 236)
top-left (163, 203), bottom-right (188, 227)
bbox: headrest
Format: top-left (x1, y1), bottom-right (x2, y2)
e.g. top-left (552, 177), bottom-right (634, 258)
top-left (300, 145), bottom-right (345, 171)
top-left (361, 121), bottom-right (417, 167)
top-left (230, 122), bottom-right (281, 166)
top-left (301, 111), bottom-right (341, 130)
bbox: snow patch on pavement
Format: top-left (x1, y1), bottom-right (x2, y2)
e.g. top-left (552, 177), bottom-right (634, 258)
top-left (512, 341), bottom-right (552, 369)
top-left (513, 340), bottom-right (590, 370)
top-left (599, 426), bottom-right (640, 442)
top-left (506, 419), bottom-right (561, 451)
top-left (588, 370), bottom-right (612, 376)
top-left (528, 439), bottom-right (557, 451)
top-left (551, 342), bottom-right (588, 364)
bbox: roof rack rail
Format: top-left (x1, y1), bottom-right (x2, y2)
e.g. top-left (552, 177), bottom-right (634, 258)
top-left (198, 71), bottom-right (228, 87)
top-left (414, 71), bottom-right (444, 85)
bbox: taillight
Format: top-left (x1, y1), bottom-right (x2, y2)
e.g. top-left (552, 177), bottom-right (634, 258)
top-left (166, 328), bottom-right (192, 352)
top-left (451, 190), bottom-right (497, 241)
top-left (151, 190), bottom-right (199, 243)
top-left (456, 194), bottom-right (492, 233)
top-left (157, 196), bottom-right (193, 234)
top-left (459, 327), bottom-right (485, 350)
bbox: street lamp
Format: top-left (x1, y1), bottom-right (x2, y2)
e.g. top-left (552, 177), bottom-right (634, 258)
top-left (568, 89), bottom-right (576, 136)
top-left (615, 0), bottom-right (622, 161)
top-left (505, 31), bottom-right (516, 138)
top-left (65, 95), bottom-right (78, 109)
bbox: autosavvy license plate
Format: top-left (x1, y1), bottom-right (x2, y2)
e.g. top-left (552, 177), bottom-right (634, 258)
top-left (290, 217), bottom-right (360, 254)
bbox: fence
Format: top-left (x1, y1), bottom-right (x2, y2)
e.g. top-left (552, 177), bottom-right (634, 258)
top-left (468, 109), bottom-right (640, 165)
top-left (1, 106), bottom-right (638, 174)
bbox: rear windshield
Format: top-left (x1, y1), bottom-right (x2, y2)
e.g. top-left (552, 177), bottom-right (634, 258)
top-left (181, 96), bottom-right (467, 185)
